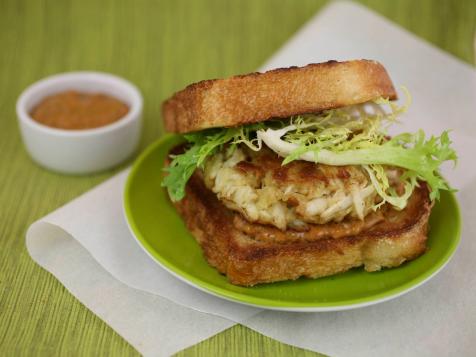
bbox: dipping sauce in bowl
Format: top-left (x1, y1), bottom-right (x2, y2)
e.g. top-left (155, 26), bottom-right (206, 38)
top-left (30, 91), bottom-right (129, 130)
top-left (16, 71), bottom-right (143, 174)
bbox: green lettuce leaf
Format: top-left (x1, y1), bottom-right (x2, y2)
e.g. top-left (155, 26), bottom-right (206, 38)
top-left (162, 123), bottom-right (265, 201)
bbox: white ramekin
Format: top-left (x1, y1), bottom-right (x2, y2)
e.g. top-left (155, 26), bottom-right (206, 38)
top-left (16, 71), bottom-right (143, 174)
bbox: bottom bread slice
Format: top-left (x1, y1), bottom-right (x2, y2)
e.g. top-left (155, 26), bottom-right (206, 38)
top-left (172, 173), bottom-right (432, 286)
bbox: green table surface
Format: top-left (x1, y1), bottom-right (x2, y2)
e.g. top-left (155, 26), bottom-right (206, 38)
top-left (0, 0), bottom-right (474, 355)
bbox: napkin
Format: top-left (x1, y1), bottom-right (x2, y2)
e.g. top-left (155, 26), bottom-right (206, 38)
top-left (27, 1), bottom-right (476, 356)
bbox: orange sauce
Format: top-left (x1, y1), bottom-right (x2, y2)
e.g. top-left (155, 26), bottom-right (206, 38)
top-left (30, 91), bottom-right (129, 130)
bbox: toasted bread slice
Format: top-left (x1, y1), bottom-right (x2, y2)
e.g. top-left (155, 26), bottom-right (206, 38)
top-left (172, 172), bottom-right (432, 286)
top-left (163, 60), bottom-right (397, 133)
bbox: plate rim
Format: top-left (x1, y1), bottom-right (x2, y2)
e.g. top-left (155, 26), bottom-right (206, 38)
top-left (123, 135), bottom-right (462, 311)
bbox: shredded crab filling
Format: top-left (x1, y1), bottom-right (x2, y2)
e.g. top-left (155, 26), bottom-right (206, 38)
top-left (203, 145), bottom-right (403, 230)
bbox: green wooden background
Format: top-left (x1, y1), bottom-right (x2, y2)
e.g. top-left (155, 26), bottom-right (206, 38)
top-left (0, 0), bottom-right (474, 355)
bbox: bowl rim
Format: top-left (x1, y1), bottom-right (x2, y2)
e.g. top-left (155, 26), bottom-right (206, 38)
top-left (16, 71), bottom-right (143, 137)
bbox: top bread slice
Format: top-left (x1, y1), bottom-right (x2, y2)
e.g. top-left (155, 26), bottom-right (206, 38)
top-left (163, 60), bottom-right (397, 133)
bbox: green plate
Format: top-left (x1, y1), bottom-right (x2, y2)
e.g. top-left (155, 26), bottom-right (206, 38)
top-left (123, 135), bottom-right (461, 311)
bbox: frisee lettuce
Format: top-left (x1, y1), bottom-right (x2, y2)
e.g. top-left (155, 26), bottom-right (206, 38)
top-left (162, 90), bottom-right (457, 209)
top-left (162, 123), bottom-right (266, 201)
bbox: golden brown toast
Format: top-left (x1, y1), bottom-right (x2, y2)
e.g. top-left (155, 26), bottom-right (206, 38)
top-left (163, 60), bottom-right (397, 133)
top-left (172, 172), bottom-right (432, 286)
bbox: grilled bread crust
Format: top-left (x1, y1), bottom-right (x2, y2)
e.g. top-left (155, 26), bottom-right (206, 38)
top-left (163, 60), bottom-right (397, 134)
top-left (172, 172), bottom-right (432, 286)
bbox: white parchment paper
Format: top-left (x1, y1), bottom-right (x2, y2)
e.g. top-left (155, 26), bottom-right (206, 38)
top-left (26, 2), bottom-right (476, 356)
top-left (27, 223), bottom-right (234, 357)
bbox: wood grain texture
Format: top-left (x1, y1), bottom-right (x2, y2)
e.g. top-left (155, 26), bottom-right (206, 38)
top-left (0, 0), bottom-right (474, 356)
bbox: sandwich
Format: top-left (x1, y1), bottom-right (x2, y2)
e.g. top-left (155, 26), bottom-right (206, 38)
top-left (161, 60), bottom-right (456, 286)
